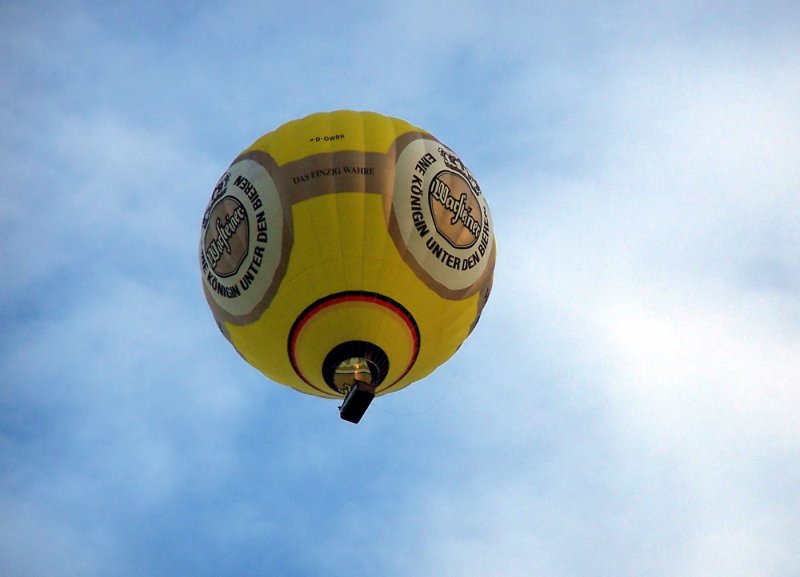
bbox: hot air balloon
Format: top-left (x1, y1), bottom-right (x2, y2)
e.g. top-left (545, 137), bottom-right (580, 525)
top-left (200, 110), bottom-right (495, 423)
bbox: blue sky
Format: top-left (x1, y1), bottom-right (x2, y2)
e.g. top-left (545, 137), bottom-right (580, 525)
top-left (2, 1), bottom-right (799, 576)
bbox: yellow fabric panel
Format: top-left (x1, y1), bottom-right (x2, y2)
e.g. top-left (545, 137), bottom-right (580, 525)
top-left (244, 110), bottom-right (420, 166)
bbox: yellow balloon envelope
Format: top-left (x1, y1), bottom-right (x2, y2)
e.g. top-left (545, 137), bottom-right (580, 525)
top-left (200, 110), bottom-right (495, 422)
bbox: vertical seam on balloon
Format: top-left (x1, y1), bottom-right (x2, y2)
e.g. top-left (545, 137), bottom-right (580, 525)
top-left (358, 113), bottom-right (368, 302)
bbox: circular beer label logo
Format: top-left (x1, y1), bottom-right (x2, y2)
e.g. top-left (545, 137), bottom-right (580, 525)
top-left (200, 158), bottom-right (287, 321)
top-left (428, 170), bottom-right (483, 249)
top-left (390, 138), bottom-right (494, 298)
top-left (203, 196), bottom-right (249, 277)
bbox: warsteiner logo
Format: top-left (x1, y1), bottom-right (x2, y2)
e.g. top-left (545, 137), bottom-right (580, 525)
top-left (391, 138), bottom-right (494, 297)
top-left (200, 159), bottom-right (286, 318)
top-left (428, 171), bottom-right (482, 249)
top-left (203, 195), bottom-right (249, 277)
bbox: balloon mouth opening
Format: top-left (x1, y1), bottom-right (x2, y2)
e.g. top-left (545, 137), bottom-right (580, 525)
top-left (322, 341), bottom-right (390, 395)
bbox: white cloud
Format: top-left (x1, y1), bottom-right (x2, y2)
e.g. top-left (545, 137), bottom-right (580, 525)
top-left (464, 29), bottom-right (800, 576)
top-left (0, 498), bottom-right (112, 577)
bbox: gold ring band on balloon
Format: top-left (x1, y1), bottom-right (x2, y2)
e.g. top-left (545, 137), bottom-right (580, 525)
top-left (288, 291), bottom-right (420, 396)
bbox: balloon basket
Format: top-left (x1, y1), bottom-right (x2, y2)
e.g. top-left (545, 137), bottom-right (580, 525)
top-left (339, 381), bottom-right (376, 424)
